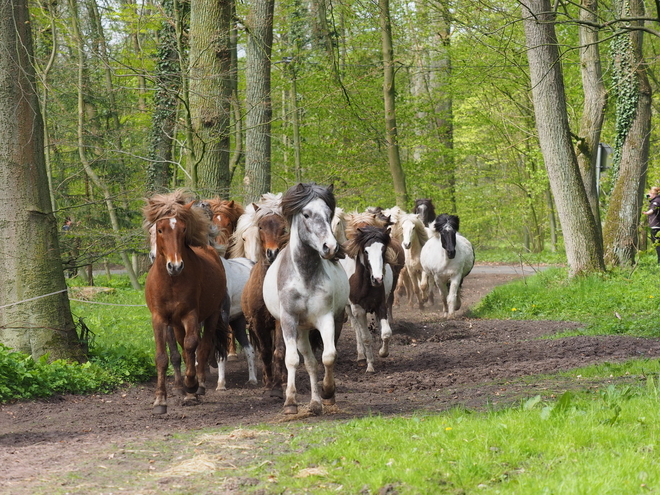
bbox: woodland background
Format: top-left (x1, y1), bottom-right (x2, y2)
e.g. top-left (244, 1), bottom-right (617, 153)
top-left (34, 0), bottom-right (660, 274)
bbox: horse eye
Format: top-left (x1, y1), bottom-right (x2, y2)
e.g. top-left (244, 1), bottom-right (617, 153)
top-left (157, 229), bottom-right (162, 234)
top-left (303, 213), bottom-right (310, 219)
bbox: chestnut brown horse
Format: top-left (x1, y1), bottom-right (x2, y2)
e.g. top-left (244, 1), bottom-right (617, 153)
top-left (204, 198), bottom-right (245, 257)
top-left (144, 193), bottom-right (228, 414)
top-left (240, 210), bottom-right (289, 397)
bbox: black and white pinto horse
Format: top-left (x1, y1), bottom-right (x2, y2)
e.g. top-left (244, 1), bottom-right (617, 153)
top-left (263, 183), bottom-right (349, 415)
top-left (341, 226), bottom-right (395, 373)
top-left (420, 214), bottom-right (474, 317)
top-left (413, 198), bottom-right (437, 227)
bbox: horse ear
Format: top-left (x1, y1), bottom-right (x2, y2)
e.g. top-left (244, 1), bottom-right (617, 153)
top-left (253, 203), bottom-right (260, 211)
top-left (227, 200), bottom-right (235, 207)
top-left (327, 183), bottom-right (334, 193)
top-left (184, 201), bottom-right (195, 210)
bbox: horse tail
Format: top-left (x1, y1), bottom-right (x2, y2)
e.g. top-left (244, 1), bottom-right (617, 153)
top-left (212, 297), bottom-right (231, 361)
top-left (309, 329), bottom-right (323, 352)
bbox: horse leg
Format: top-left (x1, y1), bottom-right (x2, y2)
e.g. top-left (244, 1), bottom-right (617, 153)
top-left (377, 305), bottom-right (392, 358)
top-left (345, 304), bottom-right (365, 364)
top-left (216, 352), bottom-right (227, 391)
top-left (352, 303), bottom-right (375, 372)
top-left (227, 327), bottom-right (238, 360)
top-left (152, 317), bottom-right (170, 414)
top-left (435, 275), bottom-right (450, 317)
top-left (166, 325), bottom-right (183, 395)
top-left (447, 277), bottom-right (462, 316)
top-left (180, 313), bottom-right (201, 404)
top-left (297, 329), bottom-right (322, 415)
top-left (232, 315), bottom-right (258, 385)
top-left (280, 314), bottom-right (300, 415)
top-left (320, 314), bottom-right (340, 407)
top-left (271, 321), bottom-right (286, 399)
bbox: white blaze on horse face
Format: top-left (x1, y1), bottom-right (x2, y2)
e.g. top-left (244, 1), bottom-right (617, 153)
top-left (365, 242), bottom-right (385, 286)
top-left (402, 220), bottom-right (414, 250)
top-left (170, 217), bottom-right (177, 230)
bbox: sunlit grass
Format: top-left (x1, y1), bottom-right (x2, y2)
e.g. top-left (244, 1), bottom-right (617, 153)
top-left (471, 254), bottom-right (660, 338)
top-left (260, 380), bottom-right (660, 494)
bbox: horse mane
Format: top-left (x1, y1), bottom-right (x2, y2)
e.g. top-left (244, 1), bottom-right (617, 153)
top-left (143, 190), bottom-right (212, 248)
top-left (344, 211), bottom-right (391, 241)
top-left (383, 206), bottom-right (405, 240)
top-left (344, 225), bottom-right (398, 266)
top-left (280, 183), bottom-right (335, 224)
top-left (434, 213), bottom-right (460, 233)
top-left (402, 213), bottom-right (429, 243)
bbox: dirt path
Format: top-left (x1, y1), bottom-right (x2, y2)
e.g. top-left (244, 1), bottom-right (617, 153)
top-left (2, 265), bottom-right (660, 493)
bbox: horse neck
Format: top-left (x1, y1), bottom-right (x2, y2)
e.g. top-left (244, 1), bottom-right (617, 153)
top-left (288, 218), bottom-right (323, 278)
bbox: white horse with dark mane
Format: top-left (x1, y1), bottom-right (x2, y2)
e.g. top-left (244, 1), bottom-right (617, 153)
top-left (263, 183), bottom-right (349, 415)
top-left (420, 213), bottom-right (474, 317)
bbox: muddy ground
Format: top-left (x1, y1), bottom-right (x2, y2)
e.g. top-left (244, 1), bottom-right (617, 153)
top-left (2, 264), bottom-right (660, 493)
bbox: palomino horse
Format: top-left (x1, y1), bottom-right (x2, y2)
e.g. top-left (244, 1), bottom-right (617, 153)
top-left (420, 213), bottom-right (475, 317)
top-left (144, 193), bottom-right (228, 414)
top-left (241, 209), bottom-right (289, 396)
top-left (341, 225), bottom-right (396, 373)
top-left (398, 213), bottom-right (429, 308)
top-left (263, 183), bottom-right (349, 415)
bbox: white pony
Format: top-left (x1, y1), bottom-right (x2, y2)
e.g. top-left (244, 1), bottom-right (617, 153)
top-left (398, 213), bottom-right (429, 308)
top-left (215, 257), bottom-right (258, 390)
top-left (420, 213), bottom-right (474, 317)
top-left (263, 183), bottom-right (349, 415)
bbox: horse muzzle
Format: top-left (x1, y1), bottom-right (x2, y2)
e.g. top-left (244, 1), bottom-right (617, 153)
top-left (447, 250), bottom-right (456, 259)
top-left (371, 275), bottom-right (383, 287)
top-left (321, 242), bottom-right (338, 259)
top-left (166, 260), bottom-right (184, 276)
top-left (402, 241), bottom-right (411, 249)
top-left (266, 247), bottom-right (280, 263)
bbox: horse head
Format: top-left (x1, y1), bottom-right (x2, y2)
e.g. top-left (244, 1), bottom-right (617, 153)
top-left (154, 215), bottom-right (188, 276)
top-left (414, 198), bottom-right (437, 226)
top-left (282, 183), bottom-right (339, 260)
top-left (434, 213), bottom-right (460, 259)
top-left (256, 213), bottom-right (288, 264)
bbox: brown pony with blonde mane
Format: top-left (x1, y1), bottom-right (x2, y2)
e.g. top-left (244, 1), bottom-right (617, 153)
top-left (144, 190), bottom-right (228, 415)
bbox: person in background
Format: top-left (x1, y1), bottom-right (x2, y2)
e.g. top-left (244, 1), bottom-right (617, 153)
top-left (643, 186), bottom-right (660, 263)
top-left (62, 217), bottom-right (73, 232)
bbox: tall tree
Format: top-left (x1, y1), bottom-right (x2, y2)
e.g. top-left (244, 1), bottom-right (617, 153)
top-left (379, 0), bottom-right (407, 208)
top-left (244, 0), bottom-right (275, 202)
top-left (0, 0), bottom-right (84, 360)
top-left (576, 0), bottom-right (606, 244)
top-left (521, 0), bottom-right (604, 275)
top-left (603, 0), bottom-right (652, 266)
top-left (189, 0), bottom-right (232, 197)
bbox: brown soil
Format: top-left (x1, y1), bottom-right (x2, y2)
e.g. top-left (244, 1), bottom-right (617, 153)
top-left (2, 265), bottom-right (660, 493)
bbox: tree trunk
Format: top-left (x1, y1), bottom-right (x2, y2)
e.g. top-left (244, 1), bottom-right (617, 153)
top-left (244, 0), bottom-right (274, 203)
top-left (521, 0), bottom-right (604, 275)
top-left (603, 0), bottom-right (651, 266)
top-left (0, 0), bottom-right (84, 361)
top-left (379, 0), bottom-right (407, 208)
top-left (228, 1), bottom-right (243, 183)
top-left (147, 0), bottom-right (182, 193)
top-left (68, 0), bottom-right (141, 290)
top-left (189, 0), bottom-right (232, 198)
top-left (576, 0), bottom-right (606, 244)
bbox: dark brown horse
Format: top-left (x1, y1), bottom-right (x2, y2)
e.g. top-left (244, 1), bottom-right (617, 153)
top-left (240, 211), bottom-right (289, 397)
top-left (144, 193), bottom-right (228, 414)
top-left (341, 225), bottom-right (398, 372)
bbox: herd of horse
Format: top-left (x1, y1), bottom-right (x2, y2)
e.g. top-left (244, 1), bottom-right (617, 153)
top-left (143, 185), bottom-right (475, 415)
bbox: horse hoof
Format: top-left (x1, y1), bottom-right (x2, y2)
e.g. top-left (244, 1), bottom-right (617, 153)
top-left (322, 397), bottom-right (335, 406)
top-left (379, 349), bottom-right (389, 358)
top-left (283, 404), bottom-right (298, 415)
top-left (153, 405), bottom-right (167, 415)
top-left (182, 394), bottom-right (199, 406)
top-left (196, 386), bottom-right (206, 396)
top-left (366, 364), bottom-right (375, 373)
top-left (227, 353), bottom-right (238, 362)
top-left (357, 358), bottom-right (367, 367)
top-left (309, 401), bottom-right (323, 416)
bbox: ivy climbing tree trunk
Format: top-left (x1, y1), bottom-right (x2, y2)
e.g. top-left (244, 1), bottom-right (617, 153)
top-left (521, 0), bottom-right (604, 276)
top-left (147, 0), bottom-right (181, 193)
top-left (0, 0), bottom-right (84, 361)
top-left (380, 0), bottom-right (407, 208)
top-left (244, 0), bottom-right (274, 203)
top-left (603, 0), bottom-right (651, 266)
top-left (189, 0), bottom-right (232, 198)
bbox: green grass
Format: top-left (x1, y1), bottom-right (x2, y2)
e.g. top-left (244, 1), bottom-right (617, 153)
top-left (471, 254), bottom-right (660, 338)
top-left (257, 380), bottom-right (660, 494)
